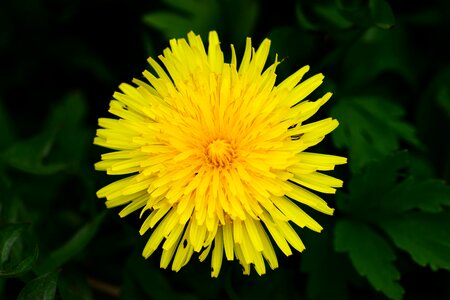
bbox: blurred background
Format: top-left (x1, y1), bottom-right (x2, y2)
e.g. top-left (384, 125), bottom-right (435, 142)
top-left (1, 0), bottom-right (449, 299)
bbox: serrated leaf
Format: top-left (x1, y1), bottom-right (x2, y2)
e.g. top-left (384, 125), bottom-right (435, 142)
top-left (35, 212), bottom-right (105, 275)
top-left (343, 151), bottom-right (409, 204)
top-left (336, 150), bottom-right (450, 297)
top-left (18, 271), bottom-right (59, 300)
top-left (338, 151), bottom-right (450, 216)
top-left (369, 0), bottom-right (395, 29)
top-left (0, 224), bottom-right (39, 277)
top-left (331, 96), bottom-right (420, 172)
top-left (335, 220), bottom-right (404, 300)
top-left (381, 212), bottom-right (450, 271)
top-left (381, 179), bottom-right (450, 213)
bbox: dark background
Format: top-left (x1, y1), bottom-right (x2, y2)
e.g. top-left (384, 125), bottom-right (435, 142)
top-left (0, 0), bottom-right (449, 299)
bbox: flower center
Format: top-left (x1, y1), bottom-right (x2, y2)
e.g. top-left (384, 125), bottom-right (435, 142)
top-left (207, 139), bottom-right (234, 167)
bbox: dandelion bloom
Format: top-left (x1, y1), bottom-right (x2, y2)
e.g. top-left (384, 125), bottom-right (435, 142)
top-left (94, 31), bottom-right (346, 277)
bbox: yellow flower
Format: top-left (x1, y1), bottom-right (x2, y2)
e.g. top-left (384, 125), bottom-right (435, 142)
top-left (94, 31), bottom-right (346, 277)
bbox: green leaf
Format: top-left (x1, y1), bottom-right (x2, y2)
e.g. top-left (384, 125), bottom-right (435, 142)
top-left (295, 2), bottom-right (319, 30)
top-left (369, 0), bottom-right (395, 29)
top-left (313, 3), bottom-right (353, 29)
top-left (341, 27), bottom-right (414, 88)
top-left (142, 0), bottom-right (220, 39)
top-left (338, 151), bottom-right (450, 215)
top-left (335, 0), bottom-right (374, 28)
top-left (331, 96), bottom-right (420, 172)
top-left (296, 1), bottom-right (353, 31)
top-left (381, 179), bottom-right (450, 213)
top-left (143, 0), bottom-right (259, 42)
top-left (0, 224), bottom-right (39, 277)
top-left (35, 212), bottom-right (105, 275)
top-left (341, 151), bottom-right (409, 210)
top-left (336, 151), bottom-right (450, 296)
top-left (1, 91), bottom-right (89, 175)
top-left (0, 171), bottom-right (21, 223)
top-left (45, 91), bottom-right (90, 165)
top-left (381, 212), bottom-right (450, 271)
top-left (142, 12), bottom-right (195, 38)
top-left (18, 271), bottom-right (59, 300)
top-left (1, 130), bottom-right (66, 175)
top-left (334, 220), bottom-right (404, 300)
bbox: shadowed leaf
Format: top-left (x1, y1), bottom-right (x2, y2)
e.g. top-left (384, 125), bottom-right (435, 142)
top-left (331, 97), bottom-right (420, 172)
top-left (0, 224), bottom-right (39, 278)
top-left (369, 0), bottom-right (395, 29)
top-left (381, 212), bottom-right (450, 271)
top-left (18, 271), bottom-right (59, 300)
top-left (335, 220), bottom-right (404, 300)
top-left (35, 212), bottom-right (105, 275)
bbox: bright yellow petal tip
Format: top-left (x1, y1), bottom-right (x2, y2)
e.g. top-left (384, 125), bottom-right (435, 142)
top-left (94, 31), bottom-right (346, 277)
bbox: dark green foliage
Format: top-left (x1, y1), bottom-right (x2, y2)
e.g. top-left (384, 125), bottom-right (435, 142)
top-left (35, 212), bottom-right (105, 275)
top-left (369, 0), bottom-right (395, 29)
top-left (381, 212), bottom-right (450, 271)
top-left (58, 268), bottom-right (94, 300)
top-left (331, 97), bottom-right (420, 172)
top-left (0, 224), bottom-right (38, 277)
top-left (1, 0), bottom-right (449, 299)
top-left (335, 220), bottom-right (403, 300)
top-left (300, 229), bottom-right (353, 300)
top-left (17, 271), bottom-right (59, 300)
top-left (334, 152), bottom-right (450, 299)
top-left (122, 251), bottom-right (197, 300)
